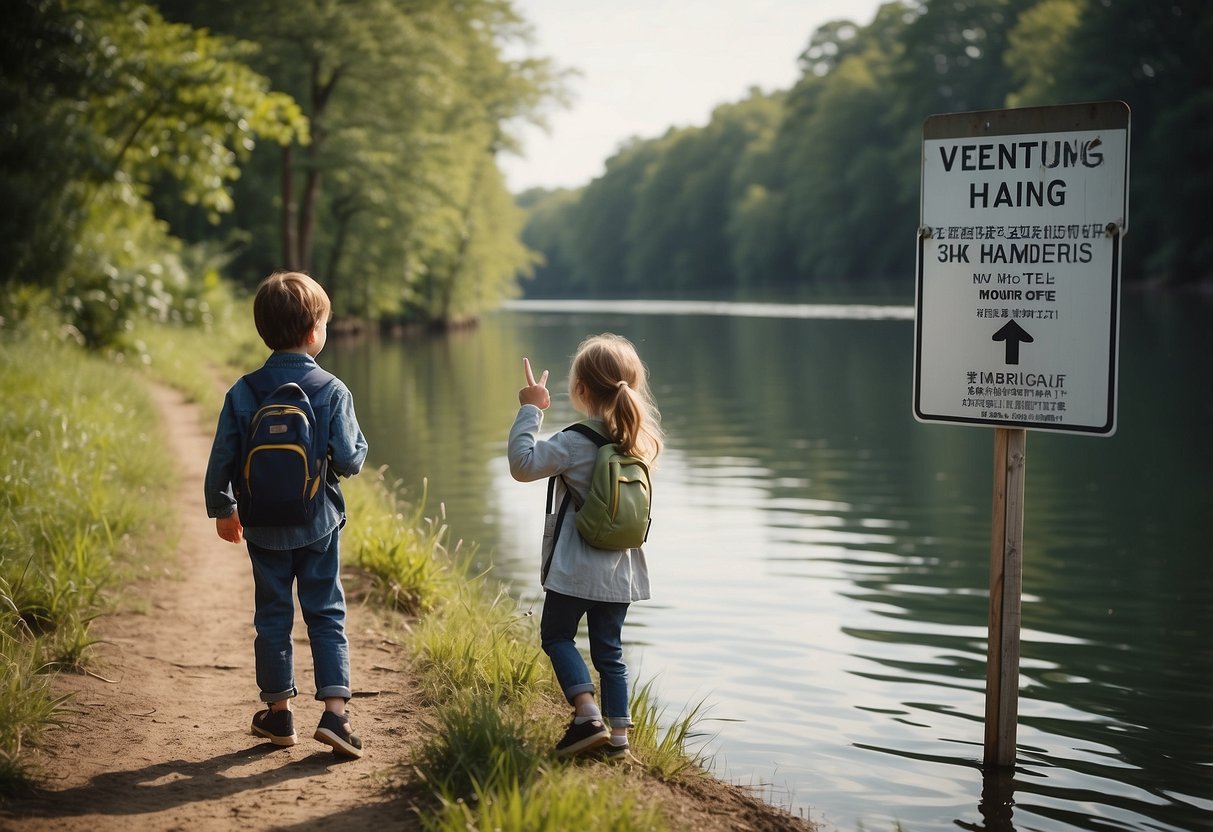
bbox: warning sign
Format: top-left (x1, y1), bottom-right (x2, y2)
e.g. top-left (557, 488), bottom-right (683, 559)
top-left (913, 101), bottom-right (1130, 435)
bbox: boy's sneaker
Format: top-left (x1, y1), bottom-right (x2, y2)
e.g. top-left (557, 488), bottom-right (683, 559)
top-left (251, 707), bottom-right (297, 747)
top-left (553, 718), bottom-right (610, 759)
top-left (314, 711), bottom-right (363, 759)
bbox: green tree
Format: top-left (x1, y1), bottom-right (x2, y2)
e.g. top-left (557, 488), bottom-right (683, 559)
top-left (0, 0), bottom-right (94, 288)
top-left (566, 139), bottom-right (663, 295)
top-left (1007, 0), bottom-right (1213, 284)
top-left (397, 0), bottom-right (557, 323)
top-left (724, 95), bottom-right (792, 292)
top-left (160, 0), bottom-right (566, 324)
top-left (1004, 0), bottom-right (1085, 107)
top-left (1, 0), bottom-right (305, 345)
top-left (772, 3), bottom-right (917, 290)
top-left (624, 92), bottom-right (783, 294)
top-left (517, 187), bottom-right (581, 296)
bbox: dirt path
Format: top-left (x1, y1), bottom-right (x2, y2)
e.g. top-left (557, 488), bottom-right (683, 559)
top-left (2, 380), bottom-right (815, 832)
top-left (2, 382), bottom-right (424, 831)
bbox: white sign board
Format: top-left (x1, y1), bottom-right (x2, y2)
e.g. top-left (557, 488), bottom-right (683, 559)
top-left (914, 102), bottom-right (1130, 435)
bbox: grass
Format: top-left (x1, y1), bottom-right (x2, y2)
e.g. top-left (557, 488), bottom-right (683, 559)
top-left (341, 474), bottom-right (462, 616)
top-left (0, 326), bottom-right (175, 793)
top-left (378, 499), bottom-right (713, 826)
top-left (628, 679), bottom-right (715, 779)
top-left (408, 578), bottom-right (551, 707)
top-left (0, 580), bottom-right (71, 797)
top-left (412, 691), bottom-right (549, 799)
top-left (423, 766), bottom-right (668, 832)
top-left (399, 577), bottom-right (713, 825)
top-left (128, 285), bottom-right (261, 418)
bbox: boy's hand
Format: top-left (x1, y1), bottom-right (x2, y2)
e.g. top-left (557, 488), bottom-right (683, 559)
top-left (216, 512), bottom-right (243, 544)
top-left (518, 358), bottom-right (550, 410)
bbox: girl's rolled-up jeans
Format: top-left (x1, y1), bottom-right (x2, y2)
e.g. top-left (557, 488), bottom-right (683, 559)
top-left (540, 590), bottom-right (633, 729)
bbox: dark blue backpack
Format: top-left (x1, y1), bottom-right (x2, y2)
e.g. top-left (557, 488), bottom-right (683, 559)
top-left (236, 366), bottom-right (335, 527)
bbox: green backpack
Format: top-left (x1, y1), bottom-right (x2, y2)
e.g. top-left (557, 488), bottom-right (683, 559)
top-left (549, 422), bottom-right (652, 551)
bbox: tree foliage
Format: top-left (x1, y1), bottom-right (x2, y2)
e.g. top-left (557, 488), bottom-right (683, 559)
top-left (157, 0), bottom-right (566, 324)
top-left (521, 0), bottom-right (1212, 297)
top-left (1, 0), bottom-right (305, 345)
top-left (3, 0), bottom-right (567, 343)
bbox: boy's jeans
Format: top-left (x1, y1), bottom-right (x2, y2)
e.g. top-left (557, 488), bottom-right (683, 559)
top-left (247, 530), bottom-right (352, 702)
top-left (540, 590), bottom-right (632, 728)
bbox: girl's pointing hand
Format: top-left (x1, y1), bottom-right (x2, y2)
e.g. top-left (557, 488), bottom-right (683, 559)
top-left (519, 357), bottom-right (550, 410)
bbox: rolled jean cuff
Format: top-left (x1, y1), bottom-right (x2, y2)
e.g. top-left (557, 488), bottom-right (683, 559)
top-left (262, 687), bottom-right (297, 704)
top-left (563, 682), bottom-right (595, 703)
top-left (315, 684), bottom-right (352, 701)
top-left (607, 716), bottom-right (633, 729)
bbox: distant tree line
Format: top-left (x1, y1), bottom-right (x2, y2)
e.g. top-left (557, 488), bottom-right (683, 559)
top-left (1, 0), bottom-right (566, 345)
top-left (518, 0), bottom-right (1212, 299)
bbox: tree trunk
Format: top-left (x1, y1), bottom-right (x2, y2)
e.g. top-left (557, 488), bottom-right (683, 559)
top-left (325, 195), bottom-right (359, 313)
top-left (280, 144), bottom-right (299, 269)
top-left (439, 154), bottom-right (487, 323)
top-left (296, 62), bottom-right (341, 278)
top-left (298, 152), bottom-right (320, 274)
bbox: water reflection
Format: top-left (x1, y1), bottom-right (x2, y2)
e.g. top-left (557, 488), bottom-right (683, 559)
top-left (327, 297), bottom-right (1213, 832)
top-left (960, 768), bottom-right (1016, 832)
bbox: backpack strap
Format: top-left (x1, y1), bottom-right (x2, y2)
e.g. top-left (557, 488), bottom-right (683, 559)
top-left (242, 365), bottom-right (336, 403)
top-left (554, 422), bottom-right (611, 511)
top-left (563, 421), bottom-right (610, 448)
top-left (297, 366), bottom-right (337, 398)
top-left (542, 479), bottom-right (572, 585)
top-left (541, 422), bottom-right (609, 584)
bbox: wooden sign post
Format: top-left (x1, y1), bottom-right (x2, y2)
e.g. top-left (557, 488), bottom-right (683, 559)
top-left (984, 427), bottom-right (1026, 766)
top-left (913, 102), bottom-right (1129, 768)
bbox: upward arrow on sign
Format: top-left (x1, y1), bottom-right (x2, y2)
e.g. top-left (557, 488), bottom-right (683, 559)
top-left (992, 320), bottom-right (1033, 365)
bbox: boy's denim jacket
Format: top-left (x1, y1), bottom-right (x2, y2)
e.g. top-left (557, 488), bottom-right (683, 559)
top-left (204, 352), bottom-right (368, 550)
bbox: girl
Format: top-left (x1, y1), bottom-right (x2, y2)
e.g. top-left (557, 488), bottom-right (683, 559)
top-left (507, 333), bottom-right (663, 760)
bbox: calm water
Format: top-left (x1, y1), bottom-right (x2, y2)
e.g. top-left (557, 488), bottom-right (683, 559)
top-left (327, 296), bottom-right (1213, 832)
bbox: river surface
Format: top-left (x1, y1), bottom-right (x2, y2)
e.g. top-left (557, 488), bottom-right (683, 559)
top-left (326, 295), bottom-right (1212, 832)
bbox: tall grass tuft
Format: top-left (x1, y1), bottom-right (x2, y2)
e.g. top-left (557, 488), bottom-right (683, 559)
top-left (423, 766), bottom-right (668, 832)
top-left (411, 681), bottom-right (678, 830)
top-left (342, 474), bottom-right (459, 616)
top-left (409, 577), bottom-right (551, 708)
top-left (0, 331), bottom-right (174, 791)
top-left (627, 679), bottom-right (714, 779)
top-left (0, 580), bottom-right (70, 796)
top-left (412, 691), bottom-right (548, 801)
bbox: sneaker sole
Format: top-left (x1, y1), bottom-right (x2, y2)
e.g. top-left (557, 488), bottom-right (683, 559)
top-left (251, 725), bottom-right (297, 747)
top-left (554, 731), bottom-right (610, 759)
top-left (314, 727), bottom-right (363, 759)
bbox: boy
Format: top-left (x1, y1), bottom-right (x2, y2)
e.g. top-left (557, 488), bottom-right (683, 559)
top-left (204, 270), bottom-right (369, 758)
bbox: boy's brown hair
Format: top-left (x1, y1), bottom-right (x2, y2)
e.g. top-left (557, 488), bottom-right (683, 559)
top-left (253, 271), bottom-right (331, 351)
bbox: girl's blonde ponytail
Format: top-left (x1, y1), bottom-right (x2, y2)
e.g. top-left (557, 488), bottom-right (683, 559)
top-left (569, 334), bottom-right (663, 464)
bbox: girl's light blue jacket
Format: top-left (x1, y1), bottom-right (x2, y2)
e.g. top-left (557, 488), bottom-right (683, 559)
top-left (508, 404), bottom-right (651, 604)
top-left (204, 352), bottom-right (368, 550)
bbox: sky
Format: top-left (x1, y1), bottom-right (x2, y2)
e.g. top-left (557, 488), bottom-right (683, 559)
top-left (499, 0), bottom-right (886, 193)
